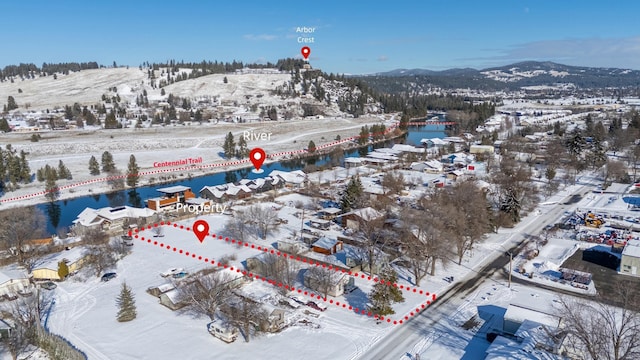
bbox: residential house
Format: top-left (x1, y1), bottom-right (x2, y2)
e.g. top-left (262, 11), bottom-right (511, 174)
top-left (147, 283), bottom-right (176, 297)
top-left (469, 144), bottom-right (495, 154)
top-left (446, 170), bottom-right (464, 181)
top-left (262, 309), bottom-right (287, 333)
top-left (303, 270), bottom-right (349, 297)
top-left (31, 247), bottom-right (87, 281)
top-left (316, 207), bottom-right (342, 221)
top-left (0, 270), bottom-right (30, 298)
top-left (146, 185), bottom-right (196, 211)
top-left (411, 160), bottom-right (444, 174)
top-left (338, 207), bottom-right (384, 230)
top-left (0, 319), bottom-right (13, 339)
top-left (73, 206), bottom-right (156, 234)
top-left (268, 170), bottom-right (307, 189)
top-left (311, 237), bottom-right (343, 255)
top-left (308, 218), bottom-right (331, 230)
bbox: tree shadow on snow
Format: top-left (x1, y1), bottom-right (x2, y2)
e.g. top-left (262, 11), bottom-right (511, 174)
top-left (344, 287), bottom-right (369, 310)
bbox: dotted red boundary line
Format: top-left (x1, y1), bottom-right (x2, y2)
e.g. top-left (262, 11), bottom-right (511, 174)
top-left (129, 221), bottom-right (436, 325)
top-left (0, 123), bottom-right (402, 204)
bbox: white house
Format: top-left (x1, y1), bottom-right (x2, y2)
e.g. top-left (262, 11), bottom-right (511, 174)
top-left (73, 206), bottom-right (156, 233)
top-left (0, 270), bottom-right (30, 297)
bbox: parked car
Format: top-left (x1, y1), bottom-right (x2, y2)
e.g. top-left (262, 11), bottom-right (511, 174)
top-left (172, 271), bottom-right (188, 279)
top-left (306, 301), bottom-right (327, 312)
top-left (101, 272), bottom-right (117, 282)
top-left (161, 268), bottom-right (184, 278)
top-left (41, 281), bottom-right (57, 290)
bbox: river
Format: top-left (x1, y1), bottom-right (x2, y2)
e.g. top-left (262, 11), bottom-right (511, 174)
top-left (37, 122), bottom-right (447, 234)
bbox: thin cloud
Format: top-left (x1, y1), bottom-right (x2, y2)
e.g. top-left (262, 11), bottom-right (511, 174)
top-left (377, 55), bottom-right (388, 62)
top-left (459, 36), bottom-right (640, 69)
top-left (243, 34), bottom-right (278, 41)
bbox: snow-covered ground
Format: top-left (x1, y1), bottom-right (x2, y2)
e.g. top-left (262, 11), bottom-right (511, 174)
top-left (42, 196), bottom-right (434, 360)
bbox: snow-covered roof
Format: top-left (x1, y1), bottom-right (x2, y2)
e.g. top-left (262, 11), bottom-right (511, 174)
top-left (425, 160), bottom-right (444, 170)
top-left (35, 247), bottom-right (87, 271)
top-left (161, 288), bottom-right (182, 304)
top-left (312, 237), bottom-right (340, 249)
top-left (186, 198), bottom-right (210, 205)
top-left (0, 269), bottom-right (29, 286)
top-left (318, 207), bottom-right (341, 215)
top-left (268, 170), bottom-right (306, 184)
top-left (421, 138), bottom-right (447, 145)
top-left (157, 185), bottom-right (191, 194)
top-left (623, 239), bottom-right (640, 258)
top-left (200, 186), bottom-right (226, 198)
top-left (74, 206), bottom-right (156, 226)
top-left (485, 320), bottom-right (563, 359)
top-left (340, 207), bottom-right (384, 221)
top-left (344, 157), bottom-right (363, 164)
top-left (391, 144), bottom-right (425, 153)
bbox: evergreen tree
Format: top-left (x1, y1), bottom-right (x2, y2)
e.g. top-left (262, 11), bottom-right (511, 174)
top-left (44, 168), bottom-right (59, 202)
top-left (116, 282), bottom-right (137, 322)
top-left (104, 110), bottom-right (119, 129)
top-left (101, 151), bottom-right (116, 172)
top-left (340, 176), bottom-right (364, 212)
top-left (36, 168), bottom-right (45, 182)
top-left (160, 88), bottom-right (166, 96)
top-left (368, 267), bottom-right (404, 316)
top-left (58, 261), bottom-right (69, 279)
top-left (223, 76), bottom-right (228, 84)
top-left (6, 96), bottom-right (18, 110)
top-left (194, 109), bottom-right (203, 122)
top-left (0, 118), bottom-right (10, 132)
top-left (307, 140), bottom-right (317, 153)
top-left (358, 126), bottom-right (369, 145)
top-left (58, 160), bottom-right (72, 180)
top-left (237, 135), bottom-right (248, 158)
top-left (126, 154), bottom-right (140, 188)
top-left (223, 132), bottom-right (236, 159)
top-left (89, 155), bottom-right (100, 175)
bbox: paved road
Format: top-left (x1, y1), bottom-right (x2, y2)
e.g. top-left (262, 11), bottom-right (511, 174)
top-left (358, 184), bottom-right (591, 360)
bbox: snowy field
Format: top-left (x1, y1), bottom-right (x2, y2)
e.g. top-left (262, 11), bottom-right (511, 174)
top-left (43, 200), bottom-right (435, 360)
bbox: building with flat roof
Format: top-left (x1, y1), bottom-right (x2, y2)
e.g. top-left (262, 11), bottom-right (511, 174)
top-left (621, 239), bottom-right (640, 277)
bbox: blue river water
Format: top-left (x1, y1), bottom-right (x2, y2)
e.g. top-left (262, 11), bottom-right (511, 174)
top-left (36, 123), bottom-right (447, 234)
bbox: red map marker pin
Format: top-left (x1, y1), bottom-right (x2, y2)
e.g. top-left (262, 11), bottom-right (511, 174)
top-left (193, 220), bottom-right (209, 243)
top-left (250, 148), bottom-right (266, 171)
top-left (301, 46), bottom-right (311, 60)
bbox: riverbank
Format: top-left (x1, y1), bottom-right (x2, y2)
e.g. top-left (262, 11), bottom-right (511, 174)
top-left (0, 115), bottom-right (400, 211)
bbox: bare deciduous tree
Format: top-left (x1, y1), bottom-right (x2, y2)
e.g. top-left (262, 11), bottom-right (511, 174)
top-left (222, 295), bottom-right (269, 343)
top-left (0, 207), bottom-right (47, 268)
top-left (247, 205), bottom-right (279, 239)
top-left (82, 229), bottom-right (117, 277)
top-left (260, 253), bottom-right (299, 291)
top-left (555, 285), bottom-right (640, 360)
top-left (305, 266), bottom-right (344, 299)
top-left (178, 271), bottom-right (234, 320)
top-left (354, 216), bottom-right (390, 276)
top-left (223, 211), bottom-right (251, 241)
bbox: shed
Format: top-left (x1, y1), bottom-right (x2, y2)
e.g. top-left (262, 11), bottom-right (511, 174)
top-left (621, 239), bottom-right (640, 277)
top-left (311, 237), bottom-right (343, 255)
top-left (159, 289), bottom-right (187, 310)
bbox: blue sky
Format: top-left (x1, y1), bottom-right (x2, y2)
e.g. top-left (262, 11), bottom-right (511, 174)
top-left (2, 1), bottom-right (640, 74)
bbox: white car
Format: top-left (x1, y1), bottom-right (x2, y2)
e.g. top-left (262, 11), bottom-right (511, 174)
top-left (160, 268), bottom-right (184, 277)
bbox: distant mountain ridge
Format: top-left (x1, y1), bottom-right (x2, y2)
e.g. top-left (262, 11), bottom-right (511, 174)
top-left (365, 61), bottom-right (640, 91)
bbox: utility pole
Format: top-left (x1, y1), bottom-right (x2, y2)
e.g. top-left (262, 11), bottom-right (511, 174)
top-left (508, 251), bottom-right (512, 288)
